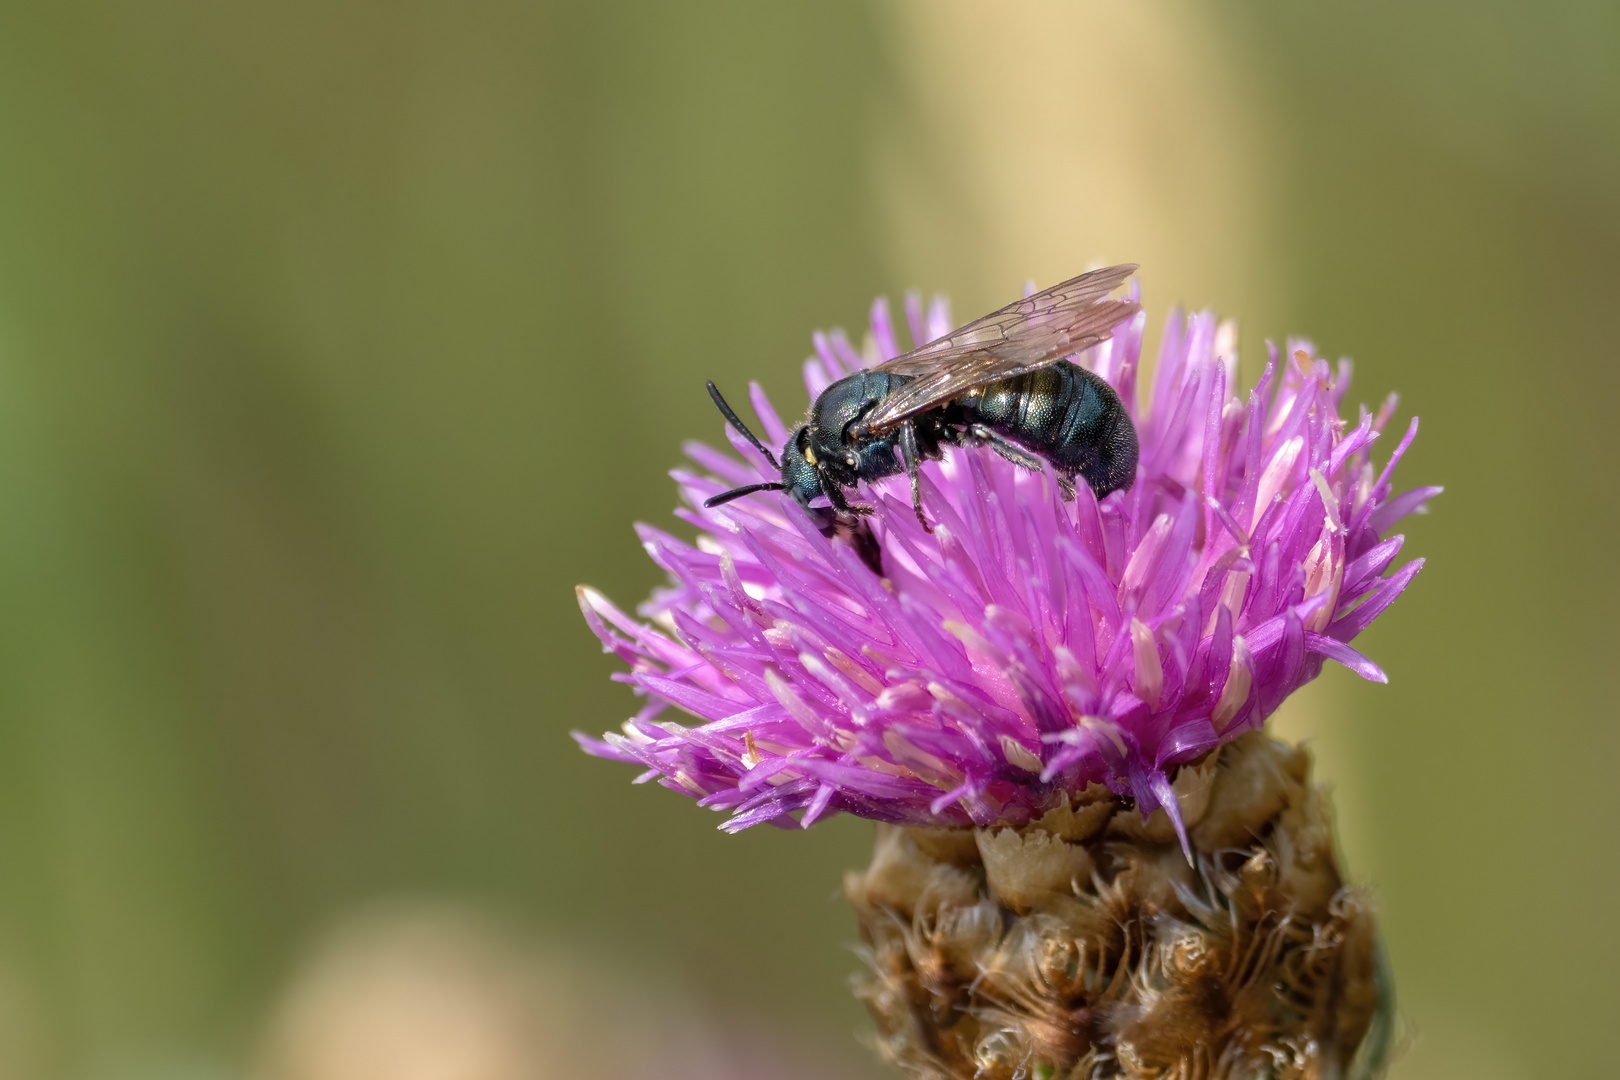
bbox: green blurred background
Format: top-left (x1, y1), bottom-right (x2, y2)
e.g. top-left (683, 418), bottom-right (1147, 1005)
top-left (0, 1), bottom-right (1612, 1077)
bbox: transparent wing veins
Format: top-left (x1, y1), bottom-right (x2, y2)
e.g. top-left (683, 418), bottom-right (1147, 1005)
top-left (861, 263), bottom-right (1139, 433)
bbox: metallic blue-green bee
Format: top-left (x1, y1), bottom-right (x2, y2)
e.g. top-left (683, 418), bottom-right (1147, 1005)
top-left (705, 264), bottom-right (1141, 570)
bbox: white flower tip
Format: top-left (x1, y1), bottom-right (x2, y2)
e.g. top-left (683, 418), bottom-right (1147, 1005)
top-left (999, 735), bottom-right (1044, 774)
top-left (1077, 715), bottom-right (1130, 759)
top-left (1212, 638), bottom-right (1253, 734)
top-left (943, 619), bottom-right (994, 658)
top-left (1309, 467), bottom-right (1344, 534)
top-left (1129, 619), bottom-right (1164, 711)
top-left (1253, 435), bottom-right (1305, 529)
top-left (1215, 318), bottom-right (1239, 363)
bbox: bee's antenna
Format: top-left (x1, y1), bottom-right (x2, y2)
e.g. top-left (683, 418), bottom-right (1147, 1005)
top-left (703, 481), bottom-right (787, 508)
top-left (706, 380), bottom-right (780, 469)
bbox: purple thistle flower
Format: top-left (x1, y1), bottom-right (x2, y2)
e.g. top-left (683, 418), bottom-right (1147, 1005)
top-left (576, 279), bottom-right (1435, 851)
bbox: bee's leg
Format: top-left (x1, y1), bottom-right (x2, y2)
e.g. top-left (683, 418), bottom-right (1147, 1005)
top-left (968, 424), bottom-right (1044, 472)
top-left (1055, 473), bottom-right (1077, 501)
top-left (897, 421), bottom-right (932, 532)
top-left (822, 475), bottom-right (873, 517)
top-left (805, 505), bottom-right (839, 538)
top-left (816, 475), bottom-right (883, 574)
top-left (834, 514), bottom-right (884, 576)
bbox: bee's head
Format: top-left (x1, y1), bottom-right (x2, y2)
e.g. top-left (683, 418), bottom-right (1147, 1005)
top-left (701, 382), bottom-right (835, 532)
top-left (779, 427), bottom-right (825, 507)
top-left (699, 422), bottom-right (838, 536)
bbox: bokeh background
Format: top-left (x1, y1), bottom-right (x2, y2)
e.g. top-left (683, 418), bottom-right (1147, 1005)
top-left (0, 1), bottom-right (1613, 1077)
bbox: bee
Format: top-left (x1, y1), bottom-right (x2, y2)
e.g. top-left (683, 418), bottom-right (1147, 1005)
top-left (704, 264), bottom-right (1141, 570)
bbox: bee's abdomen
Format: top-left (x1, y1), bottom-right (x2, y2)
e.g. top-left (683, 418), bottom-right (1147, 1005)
top-left (963, 361), bottom-right (1137, 497)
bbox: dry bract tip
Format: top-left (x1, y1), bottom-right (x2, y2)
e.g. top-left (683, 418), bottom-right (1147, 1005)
top-left (846, 734), bottom-right (1391, 1080)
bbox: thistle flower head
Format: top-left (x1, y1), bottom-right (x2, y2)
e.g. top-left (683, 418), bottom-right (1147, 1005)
top-left (576, 279), bottom-right (1433, 847)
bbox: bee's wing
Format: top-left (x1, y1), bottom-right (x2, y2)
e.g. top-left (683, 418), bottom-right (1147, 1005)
top-left (862, 263), bottom-right (1139, 433)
